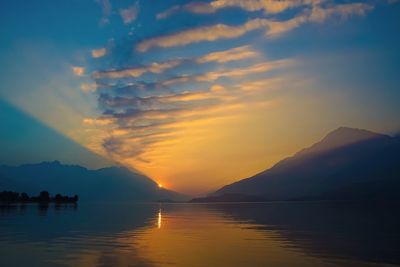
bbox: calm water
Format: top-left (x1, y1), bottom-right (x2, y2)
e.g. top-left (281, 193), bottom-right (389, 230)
top-left (0, 202), bottom-right (399, 267)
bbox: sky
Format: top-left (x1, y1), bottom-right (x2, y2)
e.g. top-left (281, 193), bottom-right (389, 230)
top-left (1, 0), bottom-right (400, 195)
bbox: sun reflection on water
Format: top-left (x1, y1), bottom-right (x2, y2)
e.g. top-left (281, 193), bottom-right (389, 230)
top-left (157, 208), bottom-right (162, 229)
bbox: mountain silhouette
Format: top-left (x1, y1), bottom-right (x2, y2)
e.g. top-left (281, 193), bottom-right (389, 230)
top-left (212, 127), bottom-right (400, 201)
top-left (0, 161), bottom-right (186, 202)
top-left (295, 127), bottom-right (390, 156)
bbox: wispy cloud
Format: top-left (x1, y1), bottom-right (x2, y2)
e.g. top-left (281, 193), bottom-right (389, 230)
top-left (71, 66), bottom-right (85, 76)
top-left (92, 59), bottom-right (182, 79)
top-left (162, 59), bottom-right (294, 86)
top-left (264, 15), bottom-right (307, 37)
top-left (196, 45), bottom-right (258, 64)
top-left (139, 2), bottom-right (372, 52)
top-left (86, 55), bottom-right (296, 165)
top-left (136, 18), bottom-right (276, 52)
top-left (93, 45), bottom-right (259, 79)
top-left (308, 3), bottom-right (373, 22)
top-left (91, 48), bottom-right (107, 58)
top-left (93, 82), bottom-right (279, 165)
top-left (235, 76), bottom-right (285, 91)
top-left (96, 0), bottom-right (112, 26)
top-left (119, 2), bottom-right (139, 24)
top-left (83, 117), bottom-right (114, 126)
top-left (157, 0), bottom-right (322, 19)
top-left (80, 83), bottom-right (97, 92)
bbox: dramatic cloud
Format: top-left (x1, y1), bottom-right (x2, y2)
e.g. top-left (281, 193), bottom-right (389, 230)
top-left (87, 55), bottom-right (295, 166)
top-left (91, 48), bottom-right (107, 58)
top-left (119, 2), bottom-right (139, 24)
top-left (92, 1), bottom-right (377, 166)
top-left (94, 82), bottom-right (278, 166)
top-left (77, 0), bottom-right (387, 193)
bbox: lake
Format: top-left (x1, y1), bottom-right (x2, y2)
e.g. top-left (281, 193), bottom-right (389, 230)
top-left (1, 201), bottom-right (399, 267)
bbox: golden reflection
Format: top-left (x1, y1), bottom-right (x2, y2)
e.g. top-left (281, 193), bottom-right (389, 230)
top-left (157, 208), bottom-right (162, 229)
top-left (36, 205), bottom-right (377, 267)
top-left (135, 205), bottom-right (331, 267)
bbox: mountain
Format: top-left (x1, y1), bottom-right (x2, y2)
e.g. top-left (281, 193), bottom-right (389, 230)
top-left (0, 161), bottom-right (186, 202)
top-left (212, 127), bottom-right (400, 201)
top-left (295, 127), bottom-right (388, 156)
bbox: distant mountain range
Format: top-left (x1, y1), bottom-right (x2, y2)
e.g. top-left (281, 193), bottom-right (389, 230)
top-left (206, 127), bottom-right (400, 202)
top-left (0, 161), bottom-right (186, 202)
top-left (3, 127), bottom-right (399, 203)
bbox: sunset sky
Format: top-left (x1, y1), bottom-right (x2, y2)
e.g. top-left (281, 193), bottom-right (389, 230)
top-left (1, 0), bottom-right (399, 195)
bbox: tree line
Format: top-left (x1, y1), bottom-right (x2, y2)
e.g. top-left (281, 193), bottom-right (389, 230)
top-left (0, 191), bottom-right (78, 203)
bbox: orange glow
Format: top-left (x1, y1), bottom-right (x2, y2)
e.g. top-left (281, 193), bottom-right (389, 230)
top-left (133, 206), bottom-right (329, 266)
top-left (157, 209), bottom-right (162, 229)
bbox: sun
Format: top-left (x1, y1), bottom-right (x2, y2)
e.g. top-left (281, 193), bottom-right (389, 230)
top-left (158, 183), bottom-right (163, 188)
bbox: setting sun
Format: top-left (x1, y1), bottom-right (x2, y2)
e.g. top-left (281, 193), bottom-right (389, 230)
top-left (1, 1), bottom-right (400, 267)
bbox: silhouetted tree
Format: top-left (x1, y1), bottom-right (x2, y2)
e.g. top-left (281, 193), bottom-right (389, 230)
top-left (1, 190), bottom-right (78, 203)
top-left (55, 194), bottom-right (63, 203)
top-left (20, 192), bottom-right (30, 202)
top-left (0, 191), bottom-right (19, 202)
top-left (39, 191), bottom-right (50, 202)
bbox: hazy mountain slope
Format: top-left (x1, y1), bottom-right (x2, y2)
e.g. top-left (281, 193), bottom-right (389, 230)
top-left (0, 161), bottom-right (186, 202)
top-left (214, 127), bottom-right (400, 200)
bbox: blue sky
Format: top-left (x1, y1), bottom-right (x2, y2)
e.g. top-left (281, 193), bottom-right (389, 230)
top-left (1, 0), bottom-right (399, 194)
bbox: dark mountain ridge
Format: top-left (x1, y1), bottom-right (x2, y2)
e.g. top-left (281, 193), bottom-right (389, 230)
top-left (212, 127), bottom-right (400, 201)
top-left (0, 161), bottom-right (186, 202)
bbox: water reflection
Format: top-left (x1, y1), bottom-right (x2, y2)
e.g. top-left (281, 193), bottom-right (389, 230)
top-left (0, 202), bottom-right (399, 267)
top-left (209, 201), bottom-right (400, 265)
top-left (37, 203), bottom-right (49, 216)
top-left (157, 208), bottom-right (162, 229)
